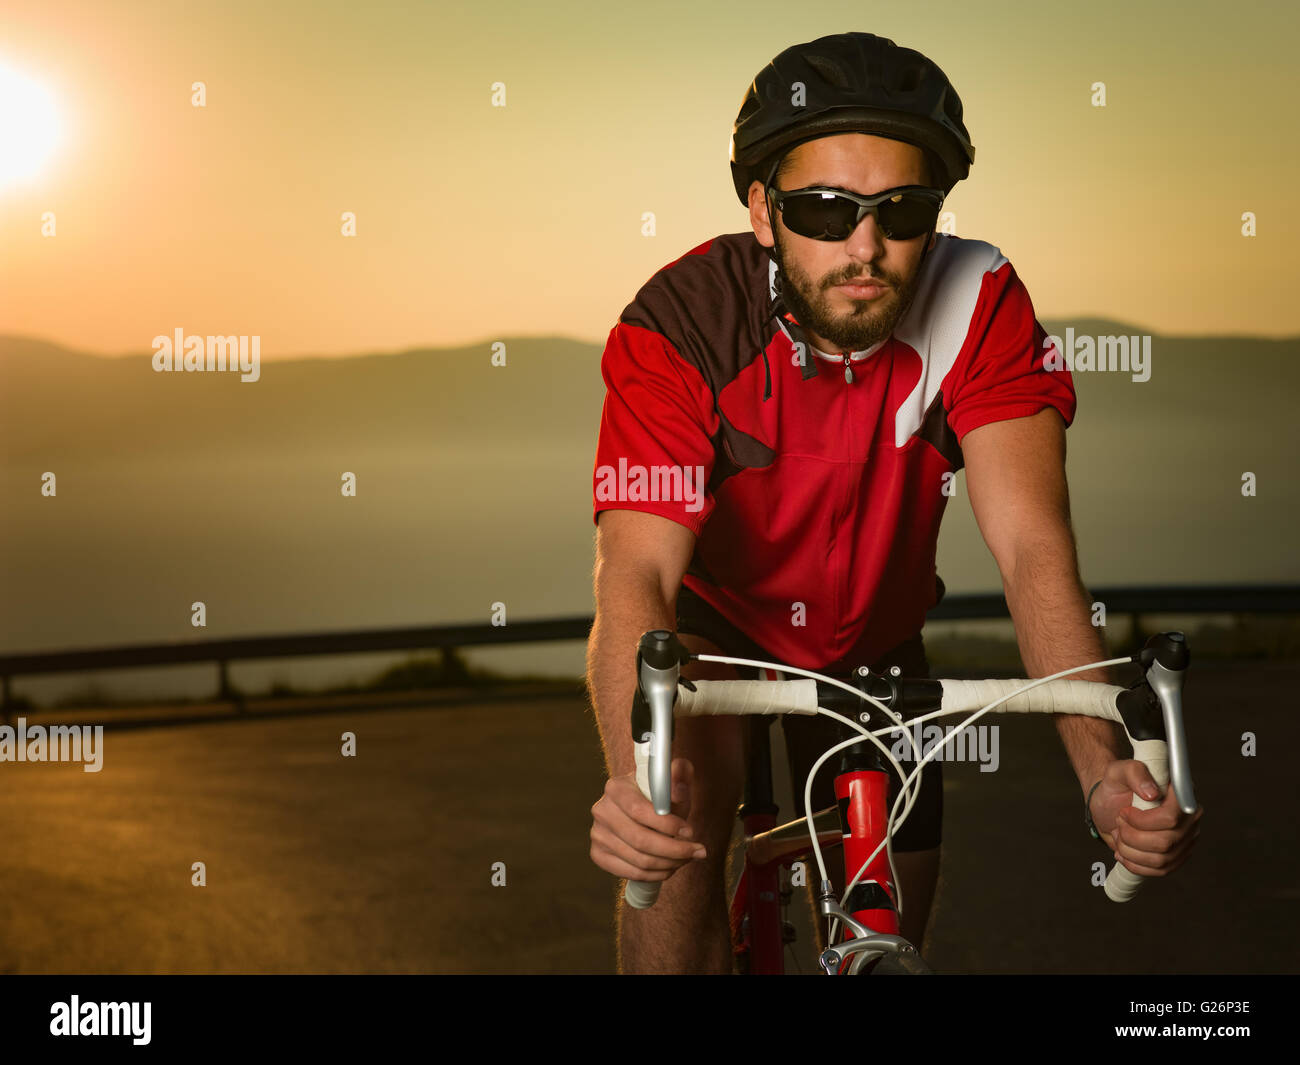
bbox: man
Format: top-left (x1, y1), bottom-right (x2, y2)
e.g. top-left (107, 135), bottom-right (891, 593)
top-left (586, 32), bottom-right (1201, 974)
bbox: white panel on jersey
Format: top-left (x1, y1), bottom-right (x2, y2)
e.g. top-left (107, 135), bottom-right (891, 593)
top-left (891, 235), bottom-right (1009, 447)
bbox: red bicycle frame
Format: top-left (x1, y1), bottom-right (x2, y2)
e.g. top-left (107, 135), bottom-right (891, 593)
top-left (729, 710), bottom-right (900, 974)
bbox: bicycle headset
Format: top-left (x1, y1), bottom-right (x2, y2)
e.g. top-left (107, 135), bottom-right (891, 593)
top-left (729, 32), bottom-right (977, 281)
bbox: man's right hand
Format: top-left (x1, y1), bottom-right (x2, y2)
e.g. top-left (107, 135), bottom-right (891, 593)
top-left (590, 757), bottom-right (708, 883)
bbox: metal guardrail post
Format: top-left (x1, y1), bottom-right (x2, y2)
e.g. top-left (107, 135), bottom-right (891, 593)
top-left (217, 659), bottom-right (245, 713)
top-left (1129, 612), bottom-right (1143, 646)
top-left (443, 646), bottom-right (468, 684)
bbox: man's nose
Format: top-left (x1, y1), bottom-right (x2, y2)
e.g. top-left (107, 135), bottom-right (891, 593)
top-left (842, 210), bottom-right (888, 259)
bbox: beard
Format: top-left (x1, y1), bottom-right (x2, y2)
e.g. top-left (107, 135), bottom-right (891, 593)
top-left (773, 236), bottom-right (924, 353)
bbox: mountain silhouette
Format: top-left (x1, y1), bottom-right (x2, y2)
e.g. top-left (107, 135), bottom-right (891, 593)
top-left (1, 326), bottom-right (1295, 697)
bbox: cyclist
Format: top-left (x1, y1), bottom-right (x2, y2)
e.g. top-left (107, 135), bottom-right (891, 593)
top-left (586, 32), bottom-right (1202, 974)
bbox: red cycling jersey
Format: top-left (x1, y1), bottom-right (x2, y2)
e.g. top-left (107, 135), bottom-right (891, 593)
top-left (592, 231), bottom-right (1076, 671)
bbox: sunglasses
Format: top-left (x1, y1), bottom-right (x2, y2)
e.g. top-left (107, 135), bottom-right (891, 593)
top-left (769, 184), bottom-right (945, 241)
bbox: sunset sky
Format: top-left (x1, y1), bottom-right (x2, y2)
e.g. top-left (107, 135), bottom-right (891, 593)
top-left (1, 0), bottom-right (1296, 359)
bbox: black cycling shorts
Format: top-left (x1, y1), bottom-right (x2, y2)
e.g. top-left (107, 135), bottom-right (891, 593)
top-left (674, 582), bottom-right (942, 852)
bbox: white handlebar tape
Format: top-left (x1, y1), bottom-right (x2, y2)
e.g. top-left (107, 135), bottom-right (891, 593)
top-left (939, 678), bottom-right (1124, 723)
top-left (624, 879), bottom-right (661, 909)
top-left (674, 679), bottom-right (820, 716)
top-left (1103, 737), bottom-right (1169, 902)
top-left (623, 739), bottom-right (661, 909)
top-left (939, 679), bottom-right (1171, 905)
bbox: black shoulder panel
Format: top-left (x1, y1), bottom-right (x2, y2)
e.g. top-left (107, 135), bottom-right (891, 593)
top-left (620, 233), bottom-right (778, 483)
top-left (619, 233), bottom-right (774, 402)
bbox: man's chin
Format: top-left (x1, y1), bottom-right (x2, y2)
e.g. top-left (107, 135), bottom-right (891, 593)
top-left (813, 311), bottom-right (892, 353)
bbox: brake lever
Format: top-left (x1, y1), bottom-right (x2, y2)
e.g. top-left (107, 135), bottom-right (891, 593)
top-left (1139, 631), bottom-right (1196, 815)
top-left (632, 630), bottom-right (691, 815)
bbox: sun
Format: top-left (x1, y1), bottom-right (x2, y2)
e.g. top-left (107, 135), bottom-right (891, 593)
top-left (0, 62), bottom-right (62, 189)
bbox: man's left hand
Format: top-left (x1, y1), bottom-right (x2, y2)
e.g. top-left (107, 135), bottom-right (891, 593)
top-left (1090, 758), bottom-right (1203, 877)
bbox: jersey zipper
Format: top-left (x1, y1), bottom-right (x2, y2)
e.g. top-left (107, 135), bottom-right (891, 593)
top-left (831, 369), bottom-right (857, 656)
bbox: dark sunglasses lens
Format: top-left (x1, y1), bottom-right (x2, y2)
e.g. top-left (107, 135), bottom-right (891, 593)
top-left (782, 194), bottom-right (857, 240)
top-left (877, 193), bottom-right (939, 239)
top-left (782, 191), bottom-right (939, 241)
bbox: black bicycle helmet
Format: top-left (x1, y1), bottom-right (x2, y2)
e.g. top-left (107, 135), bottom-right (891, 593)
top-left (729, 32), bottom-right (975, 205)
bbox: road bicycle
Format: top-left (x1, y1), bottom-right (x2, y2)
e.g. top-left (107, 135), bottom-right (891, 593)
top-left (621, 629), bottom-right (1196, 975)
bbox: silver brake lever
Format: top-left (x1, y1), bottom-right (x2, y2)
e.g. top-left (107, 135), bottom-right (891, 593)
top-left (635, 630), bottom-right (687, 815)
top-left (639, 656), bottom-right (679, 815)
top-left (1145, 633), bottom-right (1196, 815)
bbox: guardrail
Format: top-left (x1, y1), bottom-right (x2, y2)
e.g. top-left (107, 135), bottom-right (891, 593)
top-left (2, 584), bottom-right (1296, 716)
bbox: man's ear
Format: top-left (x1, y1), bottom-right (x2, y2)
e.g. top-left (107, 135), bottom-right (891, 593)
top-left (749, 181), bottom-right (774, 248)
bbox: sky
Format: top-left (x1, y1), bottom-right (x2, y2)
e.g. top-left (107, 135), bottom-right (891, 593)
top-left (0, 0), bottom-right (1297, 360)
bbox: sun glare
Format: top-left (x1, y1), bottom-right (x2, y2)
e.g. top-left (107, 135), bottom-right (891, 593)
top-left (0, 63), bottom-right (62, 189)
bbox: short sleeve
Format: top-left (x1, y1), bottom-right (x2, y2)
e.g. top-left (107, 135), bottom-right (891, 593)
top-left (592, 323), bottom-right (720, 534)
top-left (945, 261), bottom-right (1077, 445)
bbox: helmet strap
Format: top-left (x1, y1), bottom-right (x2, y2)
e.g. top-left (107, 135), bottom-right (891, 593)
top-left (763, 153), bottom-right (788, 295)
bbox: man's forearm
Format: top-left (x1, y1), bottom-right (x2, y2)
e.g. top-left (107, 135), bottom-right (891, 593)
top-left (585, 565), bottom-right (676, 779)
top-left (1003, 557), bottom-right (1124, 796)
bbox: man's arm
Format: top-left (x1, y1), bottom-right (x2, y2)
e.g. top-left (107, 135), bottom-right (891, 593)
top-left (962, 407), bottom-right (1202, 875)
top-left (586, 509), bottom-right (708, 882)
top-left (587, 509), bottom-right (694, 778)
top-left (963, 408), bottom-right (1118, 788)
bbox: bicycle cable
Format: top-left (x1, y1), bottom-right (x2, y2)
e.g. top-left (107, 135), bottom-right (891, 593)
top-left (696, 651), bottom-right (1137, 960)
top-left (694, 654), bottom-right (920, 942)
top-left (833, 653), bottom-right (1136, 945)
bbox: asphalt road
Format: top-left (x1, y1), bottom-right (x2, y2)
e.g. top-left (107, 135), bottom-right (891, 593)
top-left (0, 660), bottom-right (1295, 974)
